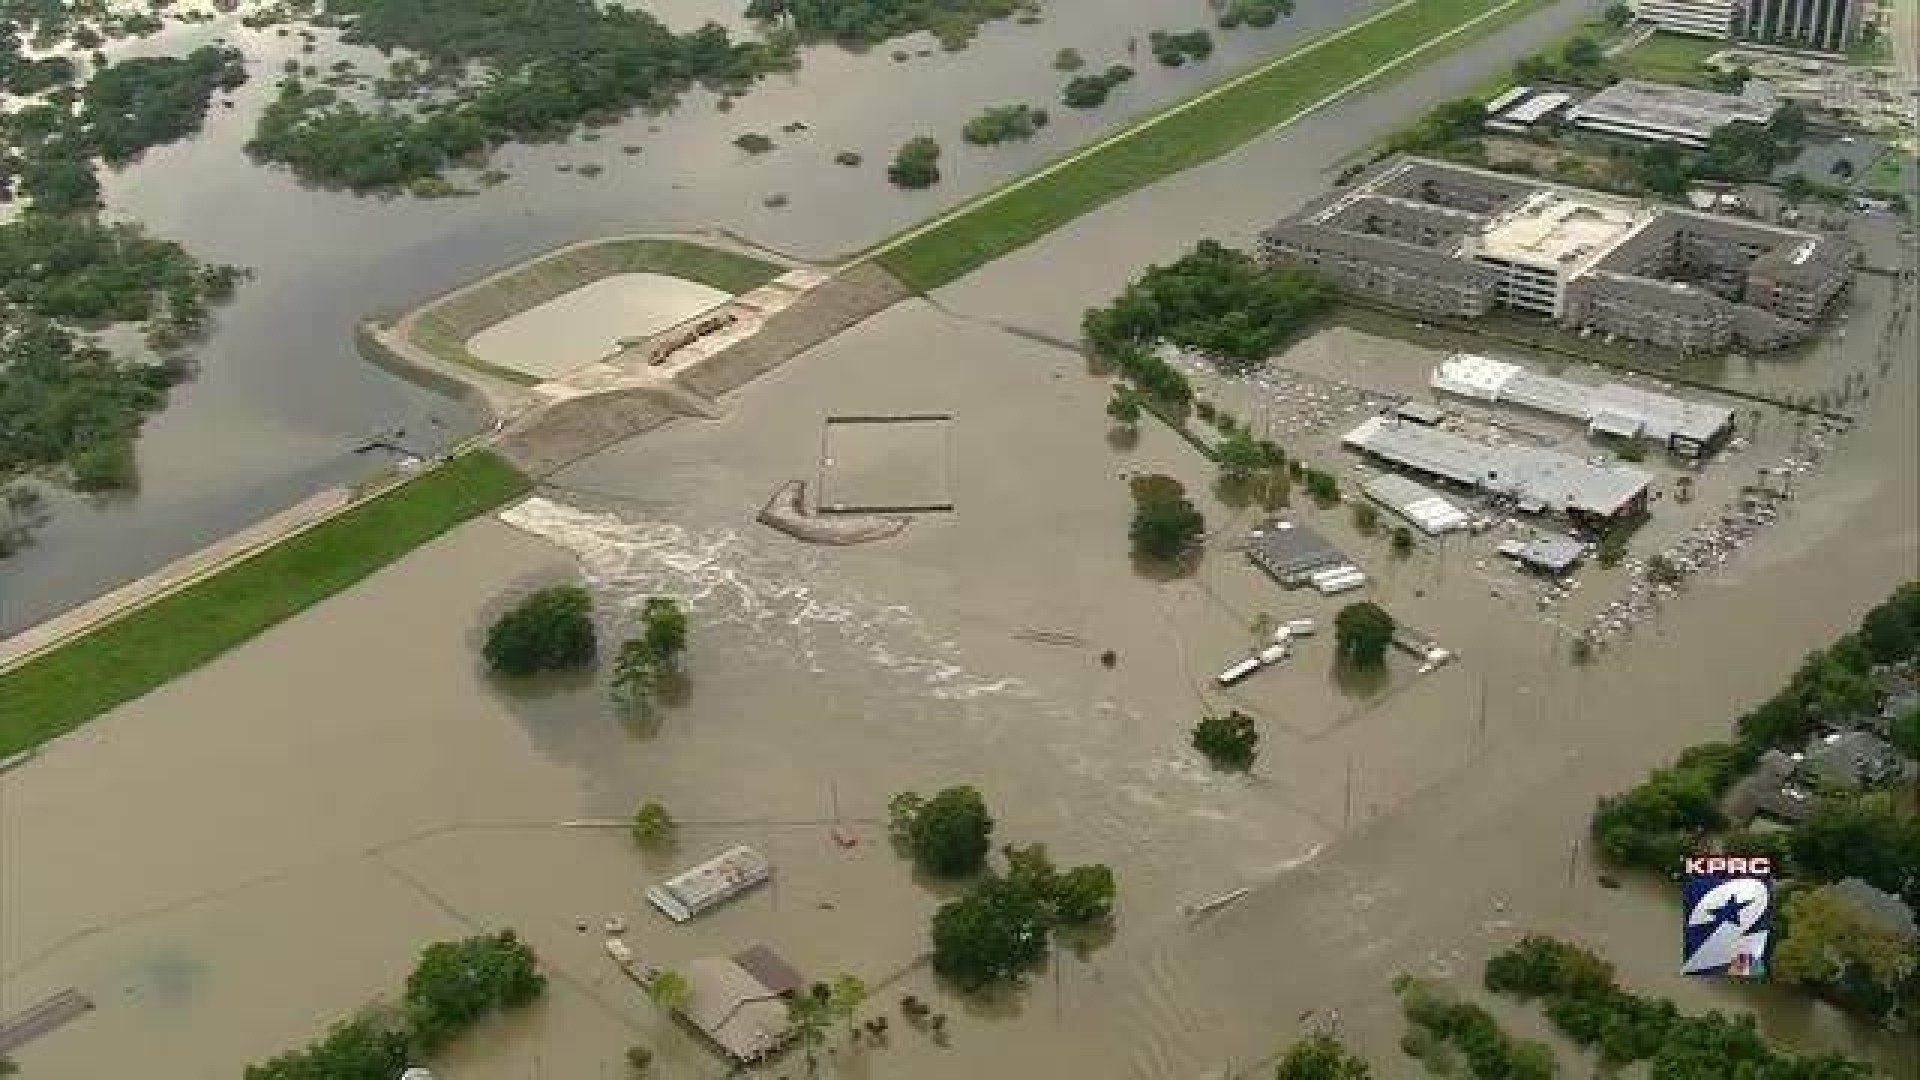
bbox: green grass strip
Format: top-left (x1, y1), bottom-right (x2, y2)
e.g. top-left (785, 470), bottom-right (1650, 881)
top-left (876, 0), bottom-right (1541, 291)
top-left (0, 451), bottom-right (530, 756)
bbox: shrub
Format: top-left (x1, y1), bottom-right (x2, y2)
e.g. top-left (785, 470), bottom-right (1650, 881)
top-left (485, 586), bottom-right (596, 676)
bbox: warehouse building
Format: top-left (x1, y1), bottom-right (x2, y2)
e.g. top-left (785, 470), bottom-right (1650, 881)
top-left (1565, 79), bottom-right (1778, 148)
top-left (1362, 473), bottom-right (1472, 534)
top-left (1431, 353), bottom-right (1737, 456)
top-left (1261, 157), bottom-right (1855, 355)
top-left (1342, 415), bottom-right (1651, 525)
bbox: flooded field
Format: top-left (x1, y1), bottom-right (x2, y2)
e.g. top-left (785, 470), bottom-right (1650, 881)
top-left (4, 1), bottom-right (1916, 1076)
top-left (467, 274), bottom-right (731, 380)
top-left (2, 0), bottom-right (1386, 635)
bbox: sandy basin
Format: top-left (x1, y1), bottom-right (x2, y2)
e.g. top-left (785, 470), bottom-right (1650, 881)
top-left (465, 274), bottom-right (731, 380)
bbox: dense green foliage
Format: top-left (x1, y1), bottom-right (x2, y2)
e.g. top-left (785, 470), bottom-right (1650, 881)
top-left (1004, 842), bottom-right (1116, 926)
top-left (1334, 602), bottom-right (1394, 668)
top-left (1193, 709), bottom-right (1259, 771)
top-left (407, 931), bottom-right (546, 1054)
top-left (630, 800), bottom-right (675, 847)
top-left (484, 585), bottom-right (597, 677)
top-left (1633, 105), bottom-right (1808, 196)
top-left (78, 48), bottom-right (245, 165)
top-left (962, 104), bottom-right (1049, 146)
top-left (931, 873), bottom-right (1052, 989)
top-left (1774, 883), bottom-right (1919, 1018)
top-left (1387, 97), bottom-right (1486, 159)
top-left (612, 595), bottom-right (690, 710)
top-left (888, 136), bottom-right (942, 188)
top-left (1128, 473), bottom-right (1205, 562)
top-left (0, 452), bottom-right (530, 756)
top-left (244, 1016), bottom-right (412, 1080)
top-left (1398, 977), bottom-right (1555, 1080)
top-left (1591, 584), bottom-right (1920, 889)
top-left (746, 0), bottom-right (1031, 50)
top-left (1081, 241), bottom-right (1331, 374)
top-left (251, 930), bottom-right (545, 1075)
top-left (248, 0), bottom-right (793, 190)
top-left (1062, 64), bottom-right (1134, 109)
top-left (1218, 0), bottom-right (1294, 29)
top-left (1148, 29), bottom-right (1214, 67)
top-left (1275, 1034), bottom-right (1370, 1079)
top-left (1485, 936), bottom-right (1876, 1077)
top-left (890, 785), bottom-right (995, 876)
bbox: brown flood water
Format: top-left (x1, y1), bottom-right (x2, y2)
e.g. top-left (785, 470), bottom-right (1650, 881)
top-left (4, 2), bottom-right (1916, 1077)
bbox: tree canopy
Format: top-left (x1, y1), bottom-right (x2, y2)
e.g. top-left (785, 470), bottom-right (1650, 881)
top-left (962, 103), bottom-right (1048, 146)
top-left (1081, 240), bottom-right (1332, 372)
top-left (1334, 602), bottom-right (1394, 668)
top-left (406, 930), bottom-right (546, 1054)
top-left (1193, 710), bottom-right (1259, 771)
top-left (746, 0), bottom-right (1033, 50)
top-left (1275, 1034), bottom-right (1371, 1079)
top-left (888, 136), bottom-right (942, 189)
top-left (484, 585), bottom-right (597, 677)
top-left (930, 873), bottom-right (1051, 989)
top-left (890, 785), bottom-right (995, 876)
top-left (1128, 473), bottom-right (1204, 562)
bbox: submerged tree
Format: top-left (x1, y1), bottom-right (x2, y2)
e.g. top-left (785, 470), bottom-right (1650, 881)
top-left (631, 800), bottom-right (674, 848)
top-left (485, 585), bottom-right (596, 676)
top-left (1192, 710), bottom-right (1259, 771)
top-left (1334, 602), bottom-right (1394, 668)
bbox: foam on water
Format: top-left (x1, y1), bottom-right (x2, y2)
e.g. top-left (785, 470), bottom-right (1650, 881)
top-left (498, 496), bottom-right (1026, 701)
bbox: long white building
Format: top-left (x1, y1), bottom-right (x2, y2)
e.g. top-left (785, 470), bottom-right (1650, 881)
top-left (1631, 0), bottom-right (1865, 50)
top-left (1631, 0), bottom-right (1740, 37)
top-left (1431, 353), bottom-right (1736, 456)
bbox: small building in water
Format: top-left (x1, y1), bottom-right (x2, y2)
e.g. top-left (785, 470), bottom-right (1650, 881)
top-left (647, 846), bottom-right (771, 923)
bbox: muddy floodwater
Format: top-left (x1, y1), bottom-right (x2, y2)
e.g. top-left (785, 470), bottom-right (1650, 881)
top-left (1, 0), bottom-right (1386, 635)
top-left (4, 1), bottom-right (1917, 1077)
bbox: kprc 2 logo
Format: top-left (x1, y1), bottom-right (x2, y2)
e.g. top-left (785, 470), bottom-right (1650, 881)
top-left (1681, 855), bottom-right (1774, 979)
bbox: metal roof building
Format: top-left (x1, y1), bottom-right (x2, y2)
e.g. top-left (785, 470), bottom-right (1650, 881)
top-left (1432, 353), bottom-right (1736, 456)
top-left (1497, 531), bottom-right (1588, 574)
top-left (1363, 473), bottom-right (1471, 535)
top-left (1246, 519), bottom-right (1348, 586)
top-left (647, 846), bottom-right (771, 923)
top-left (1342, 415), bottom-right (1651, 523)
top-left (1566, 79), bottom-right (1779, 148)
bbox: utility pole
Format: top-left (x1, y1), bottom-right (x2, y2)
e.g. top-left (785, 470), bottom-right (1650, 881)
top-left (1343, 756), bottom-right (1355, 830)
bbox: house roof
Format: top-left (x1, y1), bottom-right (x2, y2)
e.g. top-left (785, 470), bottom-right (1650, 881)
top-left (680, 953), bottom-right (792, 1062)
top-left (1831, 878), bottom-right (1919, 942)
top-left (1804, 729), bottom-right (1906, 789)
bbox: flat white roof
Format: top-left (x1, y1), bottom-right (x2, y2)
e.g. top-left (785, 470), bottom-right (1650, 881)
top-left (1503, 91), bottom-right (1571, 125)
top-left (648, 845), bottom-right (771, 922)
top-left (1568, 79), bottom-right (1777, 144)
top-left (1344, 415), bottom-right (1650, 518)
top-left (1486, 85), bottom-right (1533, 114)
top-left (1431, 355), bottom-right (1733, 445)
top-left (1476, 190), bottom-right (1645, 273)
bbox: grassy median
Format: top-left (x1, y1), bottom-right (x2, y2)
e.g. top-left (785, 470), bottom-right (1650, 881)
top-left (0, 451), bottom-right (530, 757)
top-left (877, 0), bottom-right (1543, 291)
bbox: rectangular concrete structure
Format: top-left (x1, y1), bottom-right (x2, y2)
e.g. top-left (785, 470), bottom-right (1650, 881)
top-left (1261, 156), bottom-right (1855, 355)
top-left (817, 415), bottom-right (955, 514)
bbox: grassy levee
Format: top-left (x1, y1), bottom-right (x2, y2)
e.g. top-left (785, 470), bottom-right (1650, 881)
top-left (0, 451), bottom-right (530, 757)
top-left (407, 236), bottom-right (785, 384)
top-left (876, 0), bottom-right (1540, 291)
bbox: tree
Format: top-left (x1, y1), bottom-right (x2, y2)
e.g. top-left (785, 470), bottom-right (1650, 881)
top-left (244, 1016), bottom-right (411, 1080)
top-left (1787, 794), bottom-right (1915, 891)
top-left (887, 136), bottom-right (941, 188)
top-left (640, 596), bottom-right (688, 669)
top-left (898, 786), bottom-right (994, 876)
top-left (1334, 603), bottom-right (1394, 668)
top-left (485, 585), bottom-right (596, 676)
top-left (788, 982), bottom-right (833, 1072)
top-left (647, 967), bottom-right (691, 1012)
top-left (625, 1044), bottom-right (654, 1075)
top-left (1192, 710), bottom-right (1259, 771)
top-left (1130, 490), bottom-right (1205, 561)
top-left (1218, 430), bottom-right (1267, 483)
top-left (1859, 596), bottom-right (1917, 662)
top-left (1603, 3), bottom-right (1634, 28)
top-left (1774, 884), bottom-right (1918, 1005)
top-left (1351, 502), bottom-right (1380, 535)
top-left (1053, 863), bottom-right (1117, 926)
top-left (930, 875), bottom-right (1051, 989)
top-left (405, 931), bottom-right (545, 1054)
top-left (631, 800), bottom-right (674, 847)
top-left (1562, 35), bottom-right (1603, 68)
top-left (1275, 1033), bottom-right (1371, 1079)
top-left (1635, 142), bottom-right (1690, 197)
top-left (612, 637), bottom-right (660, 710)
top-left (1107, 383), bottom-right (1142, 429)
top-left (827, 973), bottom-right (867, 1034)
top-left (1391, 526), bottom-right (1414, 557)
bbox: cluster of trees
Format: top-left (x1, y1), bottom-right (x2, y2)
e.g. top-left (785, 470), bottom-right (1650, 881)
top-left (1334, 602), bottom-right (1394, 669)
top-left (1216, 428), bottom-right (1290, 509)
top-left (746, 0), bottom-right (1033, 51)
top-left (1510, 33), bottom-right (1611, 89)
top-left (1216, 0), bottom-right (1294, 30)
top-left (888, 135), bottom-right (942, 188)
top-left (1275, 1033), bottom-right (1370, 1079)
top-left (1, 316), bottom-right (166, 493)
top-left (1147, 29), bottom-right (1213, 67)
top-left (611, 596), bottom-right (689, 713)
top-left (891, 786), bottom-right (1116, 990)
top-left (1633, 104), bottom-right (1809, 197)
top-left (1128, 473), bottom-right (1206, 563)
top-left (79, 47), bottom-right (246, 166)
top-left (247, 931), bottom-right (545, 1079)
top-left (1192, 709), bottom-right (1258, 771)
top-left (961, 103), bottom-right (1048, 146)
top-left (1484, 935), bottom-right (1876, 1076)
top-left (1591, 583), bottom-right (1920, 879)
top-left (484, 585), bottom-right (598, 676)
top-left (1397, 976), bottom-right (1556, 1080)
top-left (1079, 241), bottom-right (1332, 375)
top-left (1062, 64), bottom-right (1134, 109)
top-left (248, 0), bottom-right (796, 190)
top-left (1386, 97), bottom-right (1487, 162)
